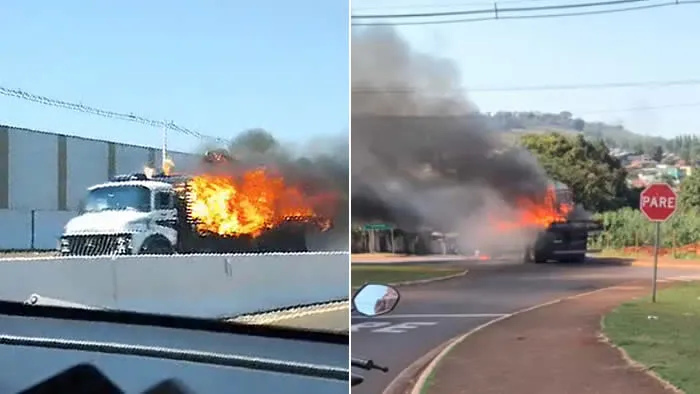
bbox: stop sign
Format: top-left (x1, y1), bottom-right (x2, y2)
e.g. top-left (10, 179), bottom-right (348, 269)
top-left (640, 183), bottom-right (678, 222)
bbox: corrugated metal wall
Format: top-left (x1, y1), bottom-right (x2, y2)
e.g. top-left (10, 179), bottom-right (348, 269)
top-left (0, 125), bottom-right (198, 250)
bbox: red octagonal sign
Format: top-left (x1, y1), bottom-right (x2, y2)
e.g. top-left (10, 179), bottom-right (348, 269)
top-left (640, 183), bottom-right (678, 222)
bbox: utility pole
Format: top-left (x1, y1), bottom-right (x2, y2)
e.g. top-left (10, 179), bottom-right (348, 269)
top-left (161, 122), bottom-right (169, 173)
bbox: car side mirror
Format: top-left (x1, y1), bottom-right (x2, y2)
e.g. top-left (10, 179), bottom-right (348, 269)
top-left (352, 284), bottom-right (400, 317)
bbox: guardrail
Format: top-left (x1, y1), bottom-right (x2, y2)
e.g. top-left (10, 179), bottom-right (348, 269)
top-left (0, 252), bottom-right (349, 318)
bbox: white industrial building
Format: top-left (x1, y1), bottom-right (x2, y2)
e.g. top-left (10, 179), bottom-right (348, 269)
top-left (0, 124), bottom-right (199, 250)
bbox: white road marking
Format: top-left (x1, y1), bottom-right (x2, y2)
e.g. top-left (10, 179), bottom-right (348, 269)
top-left (351, 314), bottom-right (503, 334)
top-left (352, 313), bottom-right (507, 319)
top-left (352, 321), bottom-right (441, 334)
top-left (351, 322), bottom-right (392, 332)
top-left (373, 322), bottom-right (438, 333)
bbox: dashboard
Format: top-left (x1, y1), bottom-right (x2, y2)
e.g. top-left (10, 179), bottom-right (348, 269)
top-left (0, 301), bottom-right (349, 393)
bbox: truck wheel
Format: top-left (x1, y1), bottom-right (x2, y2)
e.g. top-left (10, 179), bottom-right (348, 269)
top-left (139, 238), bottom-right (174, 255)
top-left (524, 248), bottom-right (547, 264)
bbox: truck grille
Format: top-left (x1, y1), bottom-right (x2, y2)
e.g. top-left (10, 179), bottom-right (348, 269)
top-left (60, 234), bottom-right (133, 256)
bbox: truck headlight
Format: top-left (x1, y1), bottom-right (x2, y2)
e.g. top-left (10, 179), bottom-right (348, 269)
top-left (59, 238), bottom-right (70, 253)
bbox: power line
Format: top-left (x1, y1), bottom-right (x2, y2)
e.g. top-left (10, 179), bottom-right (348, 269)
top-left (352, 0), bottom-right (556, 11)
top-left (352, 0), bottom-right (700, 26)
top-left (353, 0), bottom-right (644, 19)
top-left (352, 78), bottom-right (700, 94)
top-left (0, 86), bottom-right (226, 143)
top-left (577, 101), bottom-right (700, 115)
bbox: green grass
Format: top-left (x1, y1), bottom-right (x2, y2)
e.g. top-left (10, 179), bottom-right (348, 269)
top-left (604, 282), bottom-right (700, 393)
top-left (351, 265), bottom-right (464, 287)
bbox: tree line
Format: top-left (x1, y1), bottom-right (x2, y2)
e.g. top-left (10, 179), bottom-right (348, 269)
top-left (482, 111), bottom-right (700, 162)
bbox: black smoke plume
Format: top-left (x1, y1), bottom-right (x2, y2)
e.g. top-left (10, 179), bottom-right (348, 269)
top-left (351, 27), bottom-right (550, 250)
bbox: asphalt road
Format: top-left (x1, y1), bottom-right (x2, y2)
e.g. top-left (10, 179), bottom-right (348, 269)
top-left (351, 257), bottom-right (700, 394)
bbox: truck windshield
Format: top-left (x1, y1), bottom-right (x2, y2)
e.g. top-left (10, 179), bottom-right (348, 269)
top-left (84, 186), bottom-right (151, 213)
top-left (556, 190), bottom-right (573, 206)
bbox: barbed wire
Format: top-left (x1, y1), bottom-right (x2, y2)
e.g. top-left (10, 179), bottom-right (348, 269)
top-left (0, 86), bottom-right (227, 143)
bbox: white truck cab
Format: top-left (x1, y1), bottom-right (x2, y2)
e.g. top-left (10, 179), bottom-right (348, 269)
top-left (60, 174), bottom-right (179, 255)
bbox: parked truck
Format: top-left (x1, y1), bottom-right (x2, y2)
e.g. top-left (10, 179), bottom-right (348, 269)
top-left (523, 181), bottom-right (603, 263)
top-left (59, 152), bottom-right (330, 256)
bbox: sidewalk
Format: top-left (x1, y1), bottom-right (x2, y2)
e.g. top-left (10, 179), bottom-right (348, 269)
top-left (425, 282), bottom-right (678, 394)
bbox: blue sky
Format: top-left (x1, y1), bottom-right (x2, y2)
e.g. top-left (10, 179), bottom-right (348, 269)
top-left (0, 1), bottom-right (349, 153)
top-left (352, 0), bottom-right (700, 138)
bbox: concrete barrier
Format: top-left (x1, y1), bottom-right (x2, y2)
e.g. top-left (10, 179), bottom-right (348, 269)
top-left (0, 252), bottom-right (349, 318)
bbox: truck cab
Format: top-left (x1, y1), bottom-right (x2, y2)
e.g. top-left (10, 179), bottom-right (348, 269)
top-left (524, 181), bottom-right (603, 263)
top-left (60, 173), bottom-right (179, 256)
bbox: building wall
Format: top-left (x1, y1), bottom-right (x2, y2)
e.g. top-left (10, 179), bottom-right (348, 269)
top-left (66, 136), bottom-right (110, 211)
top-left (7, 127), bottom-right (58, 211)
top-left (0, 125), bottom-right (198, 250)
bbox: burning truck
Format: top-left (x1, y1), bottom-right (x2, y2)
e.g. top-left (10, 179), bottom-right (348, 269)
top-left (493, 181), bottom-right (603, 263)
top-left (59, 151), bottom-right (333, 256)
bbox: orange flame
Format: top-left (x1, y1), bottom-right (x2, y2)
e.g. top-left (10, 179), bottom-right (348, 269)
top-left (493, 185), bottom-right (573, 231)
top-left (188, 169), bottom-right (322, 237)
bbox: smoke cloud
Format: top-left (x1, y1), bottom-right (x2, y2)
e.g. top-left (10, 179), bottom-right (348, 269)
top-left (351, 27), bottom-right (550, 253)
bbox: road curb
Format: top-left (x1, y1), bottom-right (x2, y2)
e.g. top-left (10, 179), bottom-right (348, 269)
top-left (351, 269), bottom-right (468, 291)
top-left (407, 285), bottom-right (629, 394)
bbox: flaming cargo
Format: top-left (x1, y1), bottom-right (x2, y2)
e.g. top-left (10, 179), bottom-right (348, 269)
top-left (495, 181), bottom-right (603, 263)
top-left (59, 151), bottom-right (332, 256)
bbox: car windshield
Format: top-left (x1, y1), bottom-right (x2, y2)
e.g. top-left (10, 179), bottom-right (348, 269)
top-left (0, 2), bottom-right (349, 338)
top-left (83, 186), bottom-right (152, 213)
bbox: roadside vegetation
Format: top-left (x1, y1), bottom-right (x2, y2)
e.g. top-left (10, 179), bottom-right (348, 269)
top-left (525, 132), bottom-right (700, 260)
top-left (589, 208), bottom-right (700, 259)
top-left (604, 282), bottom-right (700, 393)
top-left (351, 265), bottom-right (464, 287)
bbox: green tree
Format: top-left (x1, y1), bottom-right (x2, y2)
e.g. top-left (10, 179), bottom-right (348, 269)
top-left (679, 170), bottom-right (700, 209)
top-left (519, 132), bottom-right (629, 212)
top-left (651, 145), bottom-right (664, 162)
